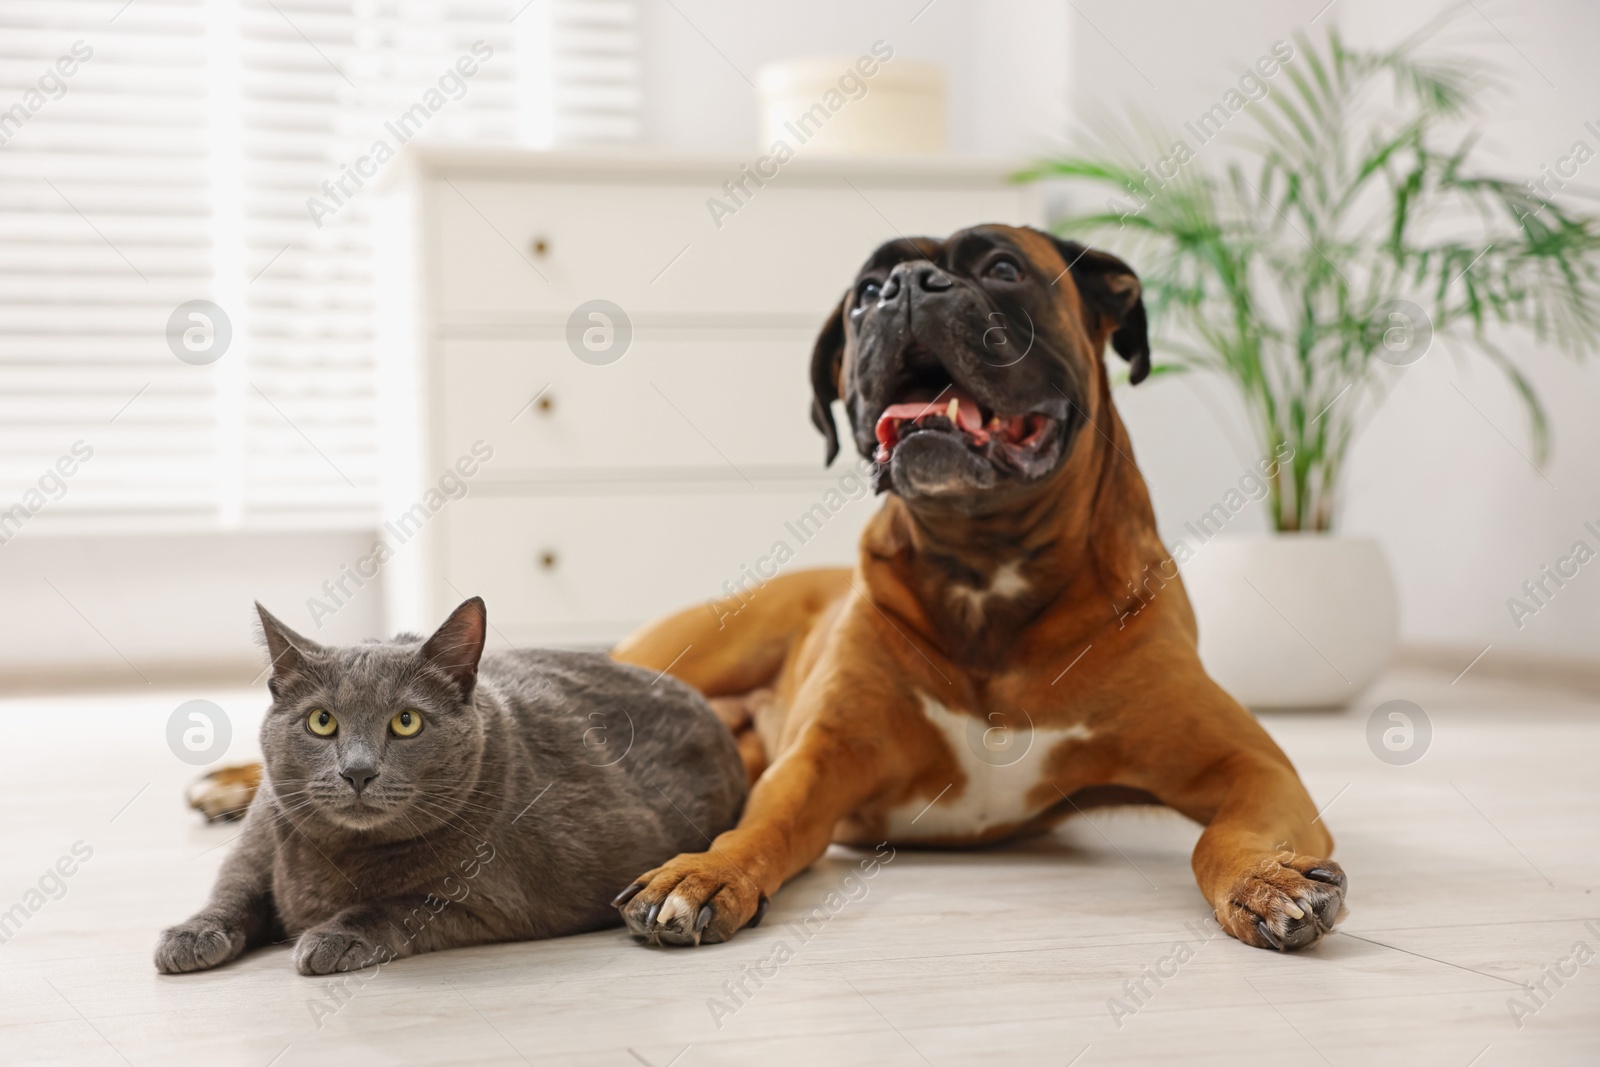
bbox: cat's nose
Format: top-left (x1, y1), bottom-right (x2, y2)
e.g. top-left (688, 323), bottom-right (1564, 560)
top-left (339, 764), bottom-right (380, 795)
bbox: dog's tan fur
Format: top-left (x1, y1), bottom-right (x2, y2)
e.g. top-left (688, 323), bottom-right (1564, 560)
top-left (609, 227), bottom-right (1346, 950)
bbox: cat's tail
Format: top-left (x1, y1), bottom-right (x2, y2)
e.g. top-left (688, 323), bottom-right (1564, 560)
top-left (612, 567), bottom-right (853, 783)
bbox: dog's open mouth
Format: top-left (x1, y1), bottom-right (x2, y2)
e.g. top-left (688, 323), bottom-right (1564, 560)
top-left (873, 388), bottom-right (1057, 467)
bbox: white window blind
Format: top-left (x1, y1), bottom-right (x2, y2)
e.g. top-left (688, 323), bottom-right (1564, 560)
top-left (0, 0), bottom-right (637, 535)
top-left (545, 0), bottom-right (641, 143)
top-left (0, 0), bottom-right (215, 525)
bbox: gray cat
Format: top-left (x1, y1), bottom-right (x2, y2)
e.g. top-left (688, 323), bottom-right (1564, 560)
top-left (154, 597), bottom-right (746, 975)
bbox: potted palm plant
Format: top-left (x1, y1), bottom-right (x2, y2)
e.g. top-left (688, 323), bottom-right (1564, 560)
top-left (1023, 23), bottom-right (1600, 707)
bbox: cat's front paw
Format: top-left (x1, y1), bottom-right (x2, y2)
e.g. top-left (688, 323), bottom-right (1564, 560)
top-left (293, 925), bottom-right (393, 976)
top-left (154, 913), bottom-right (248, 974)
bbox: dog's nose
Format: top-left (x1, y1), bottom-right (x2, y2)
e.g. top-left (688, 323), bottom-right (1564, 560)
top-left (916, 264), bottom-right (954, 292)
top-left (881, 261), bottom-right (953, 302)
top-left (340, 764), bottom-right (379, 795)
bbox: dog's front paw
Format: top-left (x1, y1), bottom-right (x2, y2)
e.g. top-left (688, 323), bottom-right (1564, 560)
top-left (293, 925), bottom-right (392, 976)
top-left (613, 851), bottom-right (768, 947)
top-left (1217, 854), bottom-right (1347, 951)
top-left (154, 912), bottom-right (248, 974)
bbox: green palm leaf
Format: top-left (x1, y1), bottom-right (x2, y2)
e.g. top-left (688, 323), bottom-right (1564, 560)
top-left (1019, 15), bottom-right (1599, 531)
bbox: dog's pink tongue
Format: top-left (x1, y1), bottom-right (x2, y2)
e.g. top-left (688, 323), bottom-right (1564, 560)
top-left (874, 394), bottom-right (983, 449)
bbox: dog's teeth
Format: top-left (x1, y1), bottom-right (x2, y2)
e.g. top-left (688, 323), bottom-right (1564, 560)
top-left (987, 416), bottom-right (1001, 430)
top-left (946, 398), bottom-right (959, 423)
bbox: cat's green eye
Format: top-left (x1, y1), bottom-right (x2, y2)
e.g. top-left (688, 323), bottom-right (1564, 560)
top-left (390, 709), bottom-right (423, 737)
top-left (307, 709), bottom-right (338, 737)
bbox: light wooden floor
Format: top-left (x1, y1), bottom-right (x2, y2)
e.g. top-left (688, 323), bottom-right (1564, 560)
top-left (1, 667), bottom-right (1596, 1066)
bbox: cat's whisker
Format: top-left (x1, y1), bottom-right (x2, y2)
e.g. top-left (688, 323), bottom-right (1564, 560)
top-left (407, 797), bottom-right (495, 842)
top-left (415, 783), bottom-right (518, 804)
top-left (397, 810), bottom-right (454, 869)
top-left (410, 791), bottom-right (511, 818)
top-left (412, 789), bottom-right (512, 821)
top-left (405, 786), bottom-right (509, 813)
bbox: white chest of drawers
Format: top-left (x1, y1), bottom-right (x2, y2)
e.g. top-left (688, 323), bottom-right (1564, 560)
top-left (373, 148), bottom-right (1040, 645)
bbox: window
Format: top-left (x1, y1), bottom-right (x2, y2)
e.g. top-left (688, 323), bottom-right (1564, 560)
top-left (0, 0), bottom-right (637, 536)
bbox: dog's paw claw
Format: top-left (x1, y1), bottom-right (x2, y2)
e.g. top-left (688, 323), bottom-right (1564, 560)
top-left (1305, 866), bottom-right (1345, 887)
top-left (1222, 855), bottom-right (1347, 952)
top-left (619, 852), bottom-right (763, 948)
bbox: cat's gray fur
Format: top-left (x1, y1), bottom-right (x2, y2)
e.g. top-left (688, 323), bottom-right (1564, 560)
top-left (154, 597), bottom-right (746, 975)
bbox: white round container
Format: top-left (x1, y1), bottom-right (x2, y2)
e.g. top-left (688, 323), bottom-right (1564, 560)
top-left (1179, 534), bottom-right (1399, 709)
top-left (756, 55), bottom-right (946, 156)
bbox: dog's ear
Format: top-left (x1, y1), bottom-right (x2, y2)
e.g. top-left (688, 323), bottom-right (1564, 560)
top-left (1044, 234), bottom-right (1151, 385)
top-left (809, 293), bottom-right (847, 465)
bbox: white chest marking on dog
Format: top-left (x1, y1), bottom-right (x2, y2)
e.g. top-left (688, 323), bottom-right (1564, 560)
top-left (886, 694), bottom-right (1092, 840)
top-left (949, 560), bottom-right (1031, 623)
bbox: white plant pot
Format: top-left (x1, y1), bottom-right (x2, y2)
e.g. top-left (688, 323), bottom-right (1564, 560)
top-left (1178, 534), bottom-right (1398, 710)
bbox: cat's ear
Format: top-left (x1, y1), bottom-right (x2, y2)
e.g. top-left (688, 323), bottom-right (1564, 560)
top-left (421, 597), bottom-right (487, 703)
top-left (255, 603), bottom-right (322, 691)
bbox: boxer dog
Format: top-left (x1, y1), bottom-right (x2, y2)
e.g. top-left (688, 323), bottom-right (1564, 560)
top-left (608, 225), bottom-right (1347, 952)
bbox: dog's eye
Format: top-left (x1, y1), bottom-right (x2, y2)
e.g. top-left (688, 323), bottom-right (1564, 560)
top-left (856, 279), bottom-right (882, 303)
top-left (986, 258), bottom-right (1022, 282)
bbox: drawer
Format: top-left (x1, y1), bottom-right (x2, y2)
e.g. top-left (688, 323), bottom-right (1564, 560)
top-left (438, 492), bottom-right (874, 644)
top-left (431, 178), bottom-right (1033, 320)
top-left (439, 333), bottom-right (833, 474)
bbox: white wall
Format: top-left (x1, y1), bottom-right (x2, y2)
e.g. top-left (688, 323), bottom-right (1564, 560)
top-left (636, 0), bottom-right (1071, 158)
top-left (0, 531), bottom-right (386, 686)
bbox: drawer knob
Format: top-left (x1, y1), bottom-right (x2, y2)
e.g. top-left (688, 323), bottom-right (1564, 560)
top-left (538, 549), bottom-right (558, 571)
top-left (530, 235), bottom-right (550, 257)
